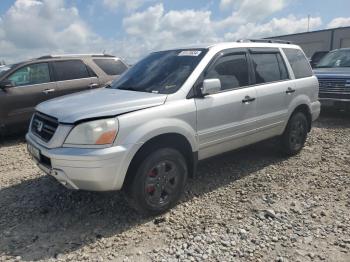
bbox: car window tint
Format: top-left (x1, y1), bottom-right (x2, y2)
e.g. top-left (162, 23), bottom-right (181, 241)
top-left (93, 59), bottom-right (128, 75)
top-left (86, 65), bottom-right (97, 77)
top-left (283, 48), bottom-right (313, 79)
top-left (251, 53), bottom-right (289, 84)
top-left (205, 53), bottom-right (249, 91)
top-left (7, 63), bottom-right (50, 86)
top-left (54, 60), bottom-right (89, 81)
top-left (276, 53), bottom-right (289, 80)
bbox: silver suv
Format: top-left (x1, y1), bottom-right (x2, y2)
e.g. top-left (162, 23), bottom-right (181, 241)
top-left (26, 41), bottom-right (320, 215)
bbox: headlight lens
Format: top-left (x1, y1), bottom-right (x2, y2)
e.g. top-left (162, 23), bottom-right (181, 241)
top-left (65, 118), bottom-right (118, 145)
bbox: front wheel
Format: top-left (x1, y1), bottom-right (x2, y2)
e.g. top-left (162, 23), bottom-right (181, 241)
top-left (124, 148), bottom-right (188, 216)
top-left (280, 112), bottom-right (308, 156)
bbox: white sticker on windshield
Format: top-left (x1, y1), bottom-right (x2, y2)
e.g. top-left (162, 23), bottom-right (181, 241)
top-left (178, 50), bottom-right (202, 57)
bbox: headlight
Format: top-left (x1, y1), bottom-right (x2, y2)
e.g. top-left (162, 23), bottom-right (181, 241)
top-left (64, 118), bottom-right (118, 146)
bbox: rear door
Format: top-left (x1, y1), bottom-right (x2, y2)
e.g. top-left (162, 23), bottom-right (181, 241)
top-left (52, 60), bottom-right (94, 97)
top-left (195, 49), bottom-right (257, 159)
top-left (282, 48), bottom-right (316, 106)
top-left (249, 48), bottom-right (291, 135)
top-left (0, 62), bottom-right (56, 127)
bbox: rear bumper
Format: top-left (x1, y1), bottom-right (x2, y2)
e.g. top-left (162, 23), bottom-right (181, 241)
top-left (26, 133), bottom-right (133, 191)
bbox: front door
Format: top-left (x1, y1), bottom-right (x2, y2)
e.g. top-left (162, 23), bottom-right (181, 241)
top-left (195, 51), bottom-right (257, 160)
top-left (0, 62), bottom-right (56, 128)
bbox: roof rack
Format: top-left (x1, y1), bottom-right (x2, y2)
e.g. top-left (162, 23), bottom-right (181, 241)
top-left (36, 53), bottom-right (115, 59)
top-left (237, 39), bottom-right (293, 44)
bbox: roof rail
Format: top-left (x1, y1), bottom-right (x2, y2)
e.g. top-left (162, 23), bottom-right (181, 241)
top-left (36, 53), bottom-right (115, 59)
top-left (237, 39), bottom-right (293, 44)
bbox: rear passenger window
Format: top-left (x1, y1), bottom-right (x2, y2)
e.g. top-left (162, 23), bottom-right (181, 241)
top-left (54, 60), bottom-right (89, 81)
top-left (250, 53), bottom-right (289, 84)
top-left (93, 59), bottom-right (128, 76)
top-left (283, 48), bottom-right (313, 79)
top-left (205, 53), bottom-right (249, 91)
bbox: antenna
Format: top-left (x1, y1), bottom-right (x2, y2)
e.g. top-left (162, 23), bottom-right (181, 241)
top-left (307, 15), bottom-right (310, 32)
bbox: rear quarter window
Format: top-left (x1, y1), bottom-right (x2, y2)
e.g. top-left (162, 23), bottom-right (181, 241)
top-left (93, 59), bottom-right (128, 76)
top-left (283, 48), bottom-right (313, 79)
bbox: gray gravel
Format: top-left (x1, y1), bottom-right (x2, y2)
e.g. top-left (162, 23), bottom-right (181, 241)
top-left (0, 111), bottom-right (349, 262)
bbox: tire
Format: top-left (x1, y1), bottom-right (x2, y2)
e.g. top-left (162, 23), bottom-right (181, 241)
top-left (281, 112), bottom-right (308, 156)
top-left (124, 148), bottom-right (188, 216)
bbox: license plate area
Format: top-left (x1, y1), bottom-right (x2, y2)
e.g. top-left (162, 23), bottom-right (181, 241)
top-left (27, 143), bottom-right (41, 161)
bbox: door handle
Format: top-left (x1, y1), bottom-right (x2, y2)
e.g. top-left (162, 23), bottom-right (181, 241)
top-left (286, 87), bottom-right (296, 94)
top-left (42, 88), bottom-right (55, 94)
top-left (89, 83), bottom-right (99, 89)
top-left (242, 96), bottom-right (256, 104)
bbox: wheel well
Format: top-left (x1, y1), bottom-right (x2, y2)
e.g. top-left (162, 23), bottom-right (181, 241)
top-left (122, 133), bottom-right (197, 190)
top-left (291, 104), bottom-right (312, 132)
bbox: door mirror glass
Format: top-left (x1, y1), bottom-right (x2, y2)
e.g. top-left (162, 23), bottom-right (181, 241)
top-left (0, 80), bottom-right (14, 89)
top-left (201, 79), bottom-right (221, 96)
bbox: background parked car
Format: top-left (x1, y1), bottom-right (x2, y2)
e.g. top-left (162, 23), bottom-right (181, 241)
top-left (313, 48), bottom-right (350, 110)
top-left (0, 54), bottom-right (128, 135)
top-left (310, 51), bottom-right (329, 68)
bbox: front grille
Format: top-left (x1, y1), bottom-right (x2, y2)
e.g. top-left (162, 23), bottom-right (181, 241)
top-left (31, 112), bottom-right (58, 142)
top-left (318, 78), bottom-right (350, 94)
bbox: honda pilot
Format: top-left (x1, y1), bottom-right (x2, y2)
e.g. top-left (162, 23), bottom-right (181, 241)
top-left (26, 41), bottom-right (320, 215)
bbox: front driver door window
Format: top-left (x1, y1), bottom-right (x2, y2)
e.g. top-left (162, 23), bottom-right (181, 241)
top-left (8, 63), bottom-right (51, 86)
top-left (206, 53), bottom-right (250, 91)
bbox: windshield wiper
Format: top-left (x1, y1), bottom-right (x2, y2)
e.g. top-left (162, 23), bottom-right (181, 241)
top-left (315, 65), bottom-right (332, 68)
top-left (118, 86), bottom-right (142, 92)
top-left (316, 65), bottom-right (350, 68)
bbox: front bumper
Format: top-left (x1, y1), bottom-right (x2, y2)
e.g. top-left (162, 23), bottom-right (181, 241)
top-left (319, 98), bottom-right (350, 109)
top-left (26, 133), bottom-right (132, 191)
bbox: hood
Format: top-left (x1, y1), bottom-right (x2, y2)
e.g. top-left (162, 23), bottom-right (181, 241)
top-left (313, 67), bottom-right (350, 78)
top-left (36, 88), bottom-right (167, 123)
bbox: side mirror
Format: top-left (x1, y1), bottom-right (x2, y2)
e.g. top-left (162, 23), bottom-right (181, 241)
top-left (0, 80), bottom-right (14, 89)
top-left (201, 79), bottom-right (221, 96)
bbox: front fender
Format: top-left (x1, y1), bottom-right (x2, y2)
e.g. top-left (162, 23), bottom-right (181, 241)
top-left (118, 117), bottom-right (197, 152)
top-left (111, 119), bottom-right (197, 189)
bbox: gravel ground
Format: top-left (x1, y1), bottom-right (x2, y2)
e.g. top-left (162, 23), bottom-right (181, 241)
top-left (0, 110), bottom-right (349, 262)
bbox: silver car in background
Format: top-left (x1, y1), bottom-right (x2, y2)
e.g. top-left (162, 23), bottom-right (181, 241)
top-left (26, 40), bottom-right (320, 215)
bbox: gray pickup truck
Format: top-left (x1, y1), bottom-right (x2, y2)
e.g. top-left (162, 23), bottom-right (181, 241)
top-left (313, 48), bottom-right (350, 110)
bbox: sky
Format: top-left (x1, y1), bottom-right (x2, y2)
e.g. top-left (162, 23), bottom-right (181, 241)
top-left (0, 0), bottom-right (350, 63)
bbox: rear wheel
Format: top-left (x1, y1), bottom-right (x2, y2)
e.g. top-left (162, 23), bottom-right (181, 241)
top-left (281, 112), bottom-right (308, 156)
top-left (124, 148), bottom-right (188, 216)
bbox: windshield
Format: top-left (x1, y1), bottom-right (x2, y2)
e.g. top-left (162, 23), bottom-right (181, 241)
top-left (110, 49), bottom-right (207, 94)
top-left (0, 64), bottom-right (15, 79)
top-left (315, 49), bottom-right (350, 68)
